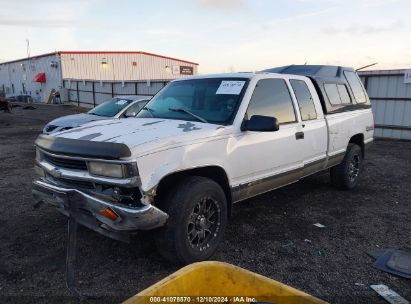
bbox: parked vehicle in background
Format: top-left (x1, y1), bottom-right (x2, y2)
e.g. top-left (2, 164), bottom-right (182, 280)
top-left (32, 65), bottom-right (374, 265)
top-left (42, 95), bottom-right (151, 134)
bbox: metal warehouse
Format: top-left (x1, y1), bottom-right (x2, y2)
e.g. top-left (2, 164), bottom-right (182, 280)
top-left (0, 51), bottom-right (198, 104)
top-left (359, 69), bottom-right (411, 140)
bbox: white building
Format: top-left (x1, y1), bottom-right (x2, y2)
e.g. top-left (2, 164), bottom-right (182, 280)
top-left (0, 51), bottom-right (198, 103)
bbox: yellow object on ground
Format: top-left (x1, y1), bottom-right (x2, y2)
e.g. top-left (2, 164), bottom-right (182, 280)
top-left (124, 261), bottom-right (328, 304)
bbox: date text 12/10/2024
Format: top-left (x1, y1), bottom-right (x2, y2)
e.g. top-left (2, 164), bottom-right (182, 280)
top-left (149, 296), bottom-right (257, 303)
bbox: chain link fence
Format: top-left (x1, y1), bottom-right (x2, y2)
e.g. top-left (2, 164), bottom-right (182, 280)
top-left (63, 79), bottom-right (169, 107)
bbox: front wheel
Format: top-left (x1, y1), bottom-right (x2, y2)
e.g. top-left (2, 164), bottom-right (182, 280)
top-left (330, 143), bottom-right (363, 190)
top-left (155, 176), bottom-right (227, 265)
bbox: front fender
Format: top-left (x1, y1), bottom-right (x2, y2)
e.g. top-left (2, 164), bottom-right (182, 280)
top-left (136, 141), bottom-right (231, 193)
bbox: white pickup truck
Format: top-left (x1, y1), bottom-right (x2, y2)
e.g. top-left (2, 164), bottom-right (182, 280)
top-left (33, 65), bottom-right (374, 264)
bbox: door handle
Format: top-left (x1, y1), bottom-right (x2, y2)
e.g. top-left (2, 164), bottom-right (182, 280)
top-left (295, 131), bottom-right (304, 140)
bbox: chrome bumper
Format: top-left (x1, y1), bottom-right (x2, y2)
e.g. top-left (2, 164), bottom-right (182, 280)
top-left (32, 179), bottom-right (168, 241)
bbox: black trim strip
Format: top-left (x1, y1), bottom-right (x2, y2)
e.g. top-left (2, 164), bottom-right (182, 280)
top-left (35, 134), bottom-right (131, 159)
top-left (300, 158), bottom-right (327, 178)
top-left (231, 157), bottom-right (330, 203)
top-left (232, 167), bottom-right (300, 203)
top-left (325, 152), bottom-right (345, 168)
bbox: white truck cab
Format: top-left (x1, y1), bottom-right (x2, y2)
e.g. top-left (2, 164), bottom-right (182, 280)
top-left (33, 65), bottom-right (374, 264)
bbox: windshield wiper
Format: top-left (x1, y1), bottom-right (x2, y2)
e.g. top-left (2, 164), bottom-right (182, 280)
top-left (88, 112), bottom-right (101, 116)
top-left (168, 108), bottom-right (208, 123)
top-left (142, 106), bottom-right (155, 117)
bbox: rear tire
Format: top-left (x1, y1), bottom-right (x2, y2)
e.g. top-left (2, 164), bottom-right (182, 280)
top-left (330, 143), bottom-right (363, 190)
top-left (155, 176), bottom-right (227, 265)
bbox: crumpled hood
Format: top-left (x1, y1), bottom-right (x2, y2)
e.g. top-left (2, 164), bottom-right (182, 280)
top-left (48, 113), bottom-right (108, 128)
top-left (54, 118), bottom-right (229, 156)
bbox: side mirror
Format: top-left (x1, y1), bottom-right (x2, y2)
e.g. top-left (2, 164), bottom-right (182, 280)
top-left (241, 115), bottom-right (279, 132)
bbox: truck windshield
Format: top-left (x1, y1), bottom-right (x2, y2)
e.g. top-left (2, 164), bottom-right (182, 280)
top-left (136, 78), bottom-right (249, 124)
top-left (88, 98), bottom-right (134, 117)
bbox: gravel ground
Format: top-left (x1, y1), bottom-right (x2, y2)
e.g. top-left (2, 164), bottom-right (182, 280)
top-left (0, 104), bottom-right (410, 304)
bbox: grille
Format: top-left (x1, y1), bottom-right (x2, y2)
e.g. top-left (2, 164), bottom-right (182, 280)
top-left (43, 153), bottom-right (88, 170)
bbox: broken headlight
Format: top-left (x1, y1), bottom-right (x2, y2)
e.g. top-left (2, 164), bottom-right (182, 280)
top-left (87, 162), bottom-right (138, 179)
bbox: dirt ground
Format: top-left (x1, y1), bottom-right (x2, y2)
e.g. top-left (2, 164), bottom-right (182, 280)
top-left (0, 103), bottom-right (410, 304)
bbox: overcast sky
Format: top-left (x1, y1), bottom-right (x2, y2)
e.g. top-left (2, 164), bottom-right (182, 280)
top-left (0, 0), bottom-right (410, 73)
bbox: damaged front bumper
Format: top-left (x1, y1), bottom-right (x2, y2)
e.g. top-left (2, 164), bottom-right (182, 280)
top-left (32, 179), bottom-right (168, 242)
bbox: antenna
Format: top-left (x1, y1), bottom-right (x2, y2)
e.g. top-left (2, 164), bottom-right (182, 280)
top-left (356, 62), bottom-right (378, 72)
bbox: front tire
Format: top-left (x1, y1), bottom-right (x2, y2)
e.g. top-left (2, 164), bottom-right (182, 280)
top-left (330, 143), bottom-right (363, 190)
top-left (155, 176), bottom-right (227, 265)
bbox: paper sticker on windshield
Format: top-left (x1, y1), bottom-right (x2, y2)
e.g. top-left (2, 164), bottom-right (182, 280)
top-left (216, 81), bottom-right (245, 95)
top-left (115, 100), bottom-right (128, 105)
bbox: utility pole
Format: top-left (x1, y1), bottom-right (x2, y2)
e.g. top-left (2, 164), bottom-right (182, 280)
top-left (26, 39), bottom-right (31, 59)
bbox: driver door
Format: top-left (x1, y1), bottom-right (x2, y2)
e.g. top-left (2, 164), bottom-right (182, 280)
top-left (229, 77), bottom-right (303, 201)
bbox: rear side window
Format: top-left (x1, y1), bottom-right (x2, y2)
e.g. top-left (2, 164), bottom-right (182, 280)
top-left (344, 71), bottom-right (367, 104)
top-left (324, 83), bottom-right (351, 105)
top-left (246, 79), bottom-right (296, 124)
top-left (324, 84), bottom-right (341, 105)
top-left (337, 84), bottom-right (351, 104)
top-left (290, 79), bottom-right (317, 121)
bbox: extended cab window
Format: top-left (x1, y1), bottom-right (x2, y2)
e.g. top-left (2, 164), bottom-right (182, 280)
top-left (246, 79), bottom-right (296, 124)
top-left (290, 79), bottom-right (317, 121)
top-left (324, 83), bottom-right (351, 105)
top-left (344, 71), bottom-right (368, 104)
